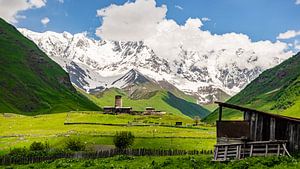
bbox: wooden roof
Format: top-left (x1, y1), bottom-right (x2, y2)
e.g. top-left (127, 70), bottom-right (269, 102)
top-left (215, 101), bottom-right (300, 123)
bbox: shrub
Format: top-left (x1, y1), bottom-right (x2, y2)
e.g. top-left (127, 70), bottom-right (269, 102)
top-left (64, 137), bottom-right (85, 151)
top-left (113, 131), bottom-right (135, 150)
top-left (9, 147), bottom-right (29, 157)
top-left (29, 141), bottom-right (47, 151)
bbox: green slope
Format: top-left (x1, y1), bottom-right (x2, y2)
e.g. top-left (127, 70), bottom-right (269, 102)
top-left (82, 88), bottom-right (210, 118)
top-left (204, 52), bottom-right (300, 123)
top-left (0, 18), bottom-right (100, 114)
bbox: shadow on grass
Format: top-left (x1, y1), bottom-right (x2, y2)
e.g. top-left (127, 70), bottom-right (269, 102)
top-left (163, 92), bottom-right (210, 118)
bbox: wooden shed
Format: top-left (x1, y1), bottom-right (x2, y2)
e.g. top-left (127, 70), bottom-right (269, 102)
top-left (213, 102), bottom-right (298, 161)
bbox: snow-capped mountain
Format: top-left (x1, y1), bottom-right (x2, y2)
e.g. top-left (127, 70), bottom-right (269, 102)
top-left (18, 28), bottom-right (290, 104)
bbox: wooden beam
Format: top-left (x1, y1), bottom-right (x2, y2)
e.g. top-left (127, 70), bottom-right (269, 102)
top-left (224, 146), bottom-right (228, 160)
top-left (265, 144), bottom-right (268, 156)
top-left (277, 144), bottom-right (280, 156)
top-left (283, 143), bottom-right (291, 157)
top-left (270, 118), bottom-right (276, 140)
top-left (215, 101), bottom-right (300, 123)
top-left (238, 145), bottom-right (241, 159)
top-left (244, 111), bottom-right (251, 121)
top-left (219, 105), bottom-right (223, 121)
top-left (214, 147), bottom-right (219, 161)
top-left (250, 144), bottom-right (253, 157)
top-left (235, 145), bottom-right (240, 159)
top-left (254, 113), bottom-right (258, 141)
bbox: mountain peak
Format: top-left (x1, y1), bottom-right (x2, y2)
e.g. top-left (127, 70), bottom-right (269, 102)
top-left (18, 29), bottom-right (292, 104)
top-left (111, 69), bottom-right (153, 88)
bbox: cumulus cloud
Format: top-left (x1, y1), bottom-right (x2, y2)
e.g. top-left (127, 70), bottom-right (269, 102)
top-left (96, 0), bottom-right (167, 41)
top-left (145, 18), bottom-right (291, 68)
top-left (41, 17), bottom-right (50, 26)
top-left (0, 0), bottom-right (46, 23)
top-left (175, 5), bottom-right (183, 10)
top-left (145, 18), bottom-right (207, 60)
top-left (277, 30), bottom-right (300, 40)
top-left (96, 0), bottom-right (292, 68)
top-left (296, 0), bottom-right (300, 5)
top-left (201, 17), bottom-right (211, 22)
top-left (58, 0), bottom-right (64, 3)
top-left (294, 40), bottom-right (300, 50)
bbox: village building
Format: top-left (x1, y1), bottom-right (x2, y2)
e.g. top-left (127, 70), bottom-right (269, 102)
top-left (103, 95), bottom-right (163, 115)
top-left (103, 95), bottom-right (132, 114)
top-left (213, 101), bottom-right (299, 161)
top-left (143, 107), bottom-right (165, 115)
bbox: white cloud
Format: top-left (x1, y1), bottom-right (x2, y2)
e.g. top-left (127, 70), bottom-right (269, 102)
top-left (296, 0), bottom-right (300, 5)
top-left (30, 0), bottom-right (46, 8)
top-left (175, 5), bottom-right (183, 10)
top-left (277, 30), bottom-right (300, 40)
top-left (58, 0), bottom-right (64, 3)
top-left (15, 15), bottom-right (27, 19)
top-left (201, 17), bottom-right (211, 22)
top-left (0, 0), bottom-right (46, 23)
top-left (96, 0), bottom-right (292, 68)
top-left (294, 40), bottom-right (300, 50)
top-left (41, 17), bottom-right (50, 26)
top-left (96, 0), bottom-right (167, 41)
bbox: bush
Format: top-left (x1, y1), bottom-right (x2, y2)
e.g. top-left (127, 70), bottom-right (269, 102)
top-left (9, 147), bottom-right (29, 157)
top-left (29, 141), bottom-right (48, 151)
top-left (64, 137), bottom-right (85, 151)
top-left (113, 131), bottom-right (135, 150)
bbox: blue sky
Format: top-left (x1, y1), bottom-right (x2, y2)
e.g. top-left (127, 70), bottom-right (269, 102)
top-left (3, 0), bottom-right (300, 45)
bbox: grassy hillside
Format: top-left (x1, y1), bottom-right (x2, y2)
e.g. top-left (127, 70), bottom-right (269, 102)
top-left (204, 52), bottom-right (300, 123)
top-left (0, 18), bottom-right (99, 114)
top-left (83, 88), bottom-right (210, 118)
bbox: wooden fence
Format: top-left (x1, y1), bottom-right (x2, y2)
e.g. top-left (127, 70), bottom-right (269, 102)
top-left (213, 140), bottom-right (290, 161)
top-left (0, 148), bottom-right (213, 165)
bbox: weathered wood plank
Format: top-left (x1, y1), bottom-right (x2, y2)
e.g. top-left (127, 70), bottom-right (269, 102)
top-left (250, 144), bottom-right (253, 157)
top-left (265, 144), bottom-right (268, 156)
top-left (224, 146), bottom-right (228, 160)
top-left (270, 118), bottom-right (276, 140)
top-left (283, 143), bottom-right (291, 157)
top-left (214, 147), bottom-right (218, 161)
top-left (277, 144), bottom-right (280, 156)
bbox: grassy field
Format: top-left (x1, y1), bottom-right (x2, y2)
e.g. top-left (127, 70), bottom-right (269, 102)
top-left (0, 112), bottom-right (216, 155)
top-left (1, 155), bottom-right (298, 169)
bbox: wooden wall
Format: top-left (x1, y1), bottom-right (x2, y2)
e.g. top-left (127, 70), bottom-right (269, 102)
top-left (245, 111), bottom-right (300, 153)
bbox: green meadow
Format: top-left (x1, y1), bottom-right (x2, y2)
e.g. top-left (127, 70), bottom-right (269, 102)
top-left (0, 112), bottom-right (216, 155)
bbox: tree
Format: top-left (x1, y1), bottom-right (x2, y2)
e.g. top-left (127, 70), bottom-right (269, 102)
top-left (194, 116), bottom-right (200, 126)
top-left (113, 131), bottom-right (135, 150)
top-left (65, 137), bottom-right (85, 151)
top-left (29, 141), bottom-right (45, 151)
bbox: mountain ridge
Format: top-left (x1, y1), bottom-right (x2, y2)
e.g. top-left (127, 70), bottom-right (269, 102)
top-left (18, 28), bottom-right (291, 104)
top-left (204, 52), bottom-right (300, 122)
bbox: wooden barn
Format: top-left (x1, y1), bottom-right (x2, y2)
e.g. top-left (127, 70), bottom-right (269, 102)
top-left (213, 101), bottom-right (300, 161)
